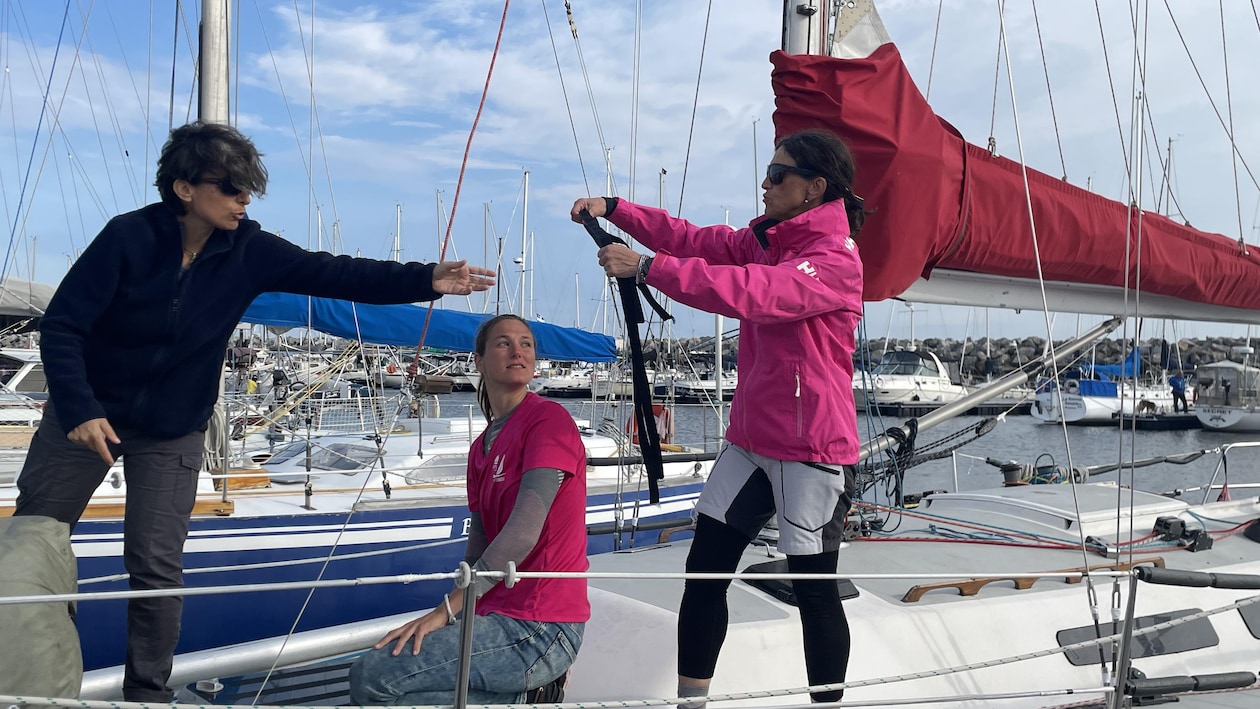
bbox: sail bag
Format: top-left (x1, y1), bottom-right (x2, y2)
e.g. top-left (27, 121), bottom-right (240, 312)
top-left (0, 516), bottom-right (82, 698)
top-left (770, 46), bottom-right (1260, 309)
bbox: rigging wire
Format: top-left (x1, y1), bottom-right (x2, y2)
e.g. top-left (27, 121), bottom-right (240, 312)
top-left (540, 0), bottom-right (590, 194)
top-left (0, 7), bottom-right (10, 231)
top-left (1218, 0), bottom-right (1246, 250)
top-left (303, 0), bottom-right (314, 253)
top-left (414, 0), bottom-right (512, 355)
top-left (76, 32), bottom-right (122, 214)
top-left (1030, 0), bottom-right (1068, 180)
top-left (180, 1), bottom-right (196, 123)
top-left (232, 0), bottom-right (240, 127)
top-left (675, 0), bottom-right (713, 218)
top-left (1109, 2), bottom-right (1154, 680)
top-left (145, 0), bottom-right (153, 190)
top-left (923, 0), bottom-right (944, 101)
top-left (2, 0), bottom-right (74, 283)
top-left (628, 0), bottom-right (642, 205)
top-left (168, 0), bottom-right (179, 131)
top-left (993, 1), bottom-right (1129, 681)
top-left (1093, 0), bottom-right (1131, 181)
top-left (1160, 0), bottom-right (1260, 206)
top-left (249, 2), bottom-right (313, 187)
top-left (986, 0), bottom-right (1004, 154)
top-left (564, 1), bottom-right (617, 197)
top-left (98, 2), bottom-right (151, 205)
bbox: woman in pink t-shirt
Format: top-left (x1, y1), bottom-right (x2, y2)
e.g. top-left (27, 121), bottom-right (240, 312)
top-left (349, 315), bottom-right (590, 705)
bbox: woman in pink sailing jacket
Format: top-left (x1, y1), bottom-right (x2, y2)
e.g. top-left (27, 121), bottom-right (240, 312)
top-left (571, 129), bottom-right (865, 705)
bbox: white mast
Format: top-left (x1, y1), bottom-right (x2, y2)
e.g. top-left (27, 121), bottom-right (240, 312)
top-left (715, 210), bottom-right (729, 435)
top-left (752, 118), bottom-right (761, 213)
top-left (782, 0), bottom-right (828, 55)
top-left (199, 0), bottom-right (230, 124)
top-left (435, 190), bottom-right (444, 257)
top-left (393, 204), bottom-right (403, 263)
top-left (483, 203), bottom-right (491, 313)
top-left (521, 171), bottom-right (530, 318)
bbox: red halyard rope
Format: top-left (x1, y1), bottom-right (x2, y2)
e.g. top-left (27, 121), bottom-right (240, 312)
top-left (410, 0), bottom-right (512, 375)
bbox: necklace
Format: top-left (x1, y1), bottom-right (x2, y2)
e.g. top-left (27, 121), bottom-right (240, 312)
top-left (183, 248), bottom-right (199, 262)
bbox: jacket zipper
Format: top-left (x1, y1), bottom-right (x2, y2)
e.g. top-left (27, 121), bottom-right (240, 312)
top-left (795, 370), bottom-right (802, 437)
top-left (136, 263), bottom-right (189, 422)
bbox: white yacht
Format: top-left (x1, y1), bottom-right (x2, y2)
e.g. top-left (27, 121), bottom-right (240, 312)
top-left (1194, 359), bottom-right (1260, 432)
top-left (855, 349), bottom-right (968, 406)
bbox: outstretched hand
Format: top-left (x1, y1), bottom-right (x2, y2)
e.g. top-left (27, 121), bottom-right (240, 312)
top-left (67, 417), bottom-right (120, 464)
top-left (432, 260), bottom-right (496, 296)
top-left (569, 198), bottom-right (606, 223)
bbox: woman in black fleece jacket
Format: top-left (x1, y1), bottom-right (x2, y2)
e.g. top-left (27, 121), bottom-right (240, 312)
top-left (14, 121), bottom-right (494, 702)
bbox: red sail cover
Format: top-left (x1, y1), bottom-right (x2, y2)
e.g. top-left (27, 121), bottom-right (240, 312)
top-left (770, 46), bottom-right (1260, 308)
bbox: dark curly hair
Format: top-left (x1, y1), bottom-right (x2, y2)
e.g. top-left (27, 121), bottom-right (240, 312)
top-left (154, 122), bottom-right (269, 214)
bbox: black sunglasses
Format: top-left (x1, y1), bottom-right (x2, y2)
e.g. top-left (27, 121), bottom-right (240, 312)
top-left (765, 162), bottom-right (819, 185)
top-left (196, 177), bottom-right (244, 197)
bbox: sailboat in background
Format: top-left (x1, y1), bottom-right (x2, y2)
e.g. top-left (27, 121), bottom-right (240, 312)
top-left (1030, 345), bottom-right (1176, 425)
top-left (1195, 356), bottom-right (1260, 432)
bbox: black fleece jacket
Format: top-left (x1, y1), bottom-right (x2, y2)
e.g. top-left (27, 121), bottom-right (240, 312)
top-left (40, 203), bottom-right (441, 438)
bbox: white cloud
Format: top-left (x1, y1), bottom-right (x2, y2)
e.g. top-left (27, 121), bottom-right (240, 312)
top-left (7, 0), bottom-right (1260, 340)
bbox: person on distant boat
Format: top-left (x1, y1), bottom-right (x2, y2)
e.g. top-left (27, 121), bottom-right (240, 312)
top-left (13, 121), bottom-right (495, 703)
top-left (571, 128), bottom-right (865, 706)
top-left (1169, 372), bottom-right (1188, 413)
top-left (349, 314), bottom-right (588, 705)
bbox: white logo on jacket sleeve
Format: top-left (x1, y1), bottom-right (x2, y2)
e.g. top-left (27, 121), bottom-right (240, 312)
top-left (845, 237), bottom-right (856, 251)
top-left (796, 260), bottom-right (819, 279)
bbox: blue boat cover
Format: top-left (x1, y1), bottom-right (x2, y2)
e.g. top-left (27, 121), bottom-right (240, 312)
top-left (242, 293), bottom-right (616, 362)
top-left (1082, 347), bottom-right (1141, 380)
top-left (1077, 379), bottom-right (1119, 397)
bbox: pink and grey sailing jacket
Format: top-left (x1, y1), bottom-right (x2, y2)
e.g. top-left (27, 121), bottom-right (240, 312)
top-left (607, 199), bottom-right (863, 464)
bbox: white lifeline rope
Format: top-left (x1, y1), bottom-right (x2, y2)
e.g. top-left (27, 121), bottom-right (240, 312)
top-left (0, 685), bottom-right (1117, 709)
top-left (8, 569), bottom-right (1250, 707)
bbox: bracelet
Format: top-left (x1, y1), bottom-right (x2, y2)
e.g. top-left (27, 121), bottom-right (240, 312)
top-left (636, 254), bottom-right (653, 285)
top-left (442, 594), bottom-right (457, 625)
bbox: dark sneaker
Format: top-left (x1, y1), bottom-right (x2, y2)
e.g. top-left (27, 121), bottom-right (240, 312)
top-left (526, 672), bottom-right (568, 703)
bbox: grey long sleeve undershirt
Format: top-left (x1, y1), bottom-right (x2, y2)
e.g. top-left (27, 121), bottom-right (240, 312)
top-left (462, 410), bottom-right (565, 597)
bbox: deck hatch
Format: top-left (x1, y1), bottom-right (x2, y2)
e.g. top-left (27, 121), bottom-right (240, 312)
top-left (1056, 608), bottom-right (1217, 666)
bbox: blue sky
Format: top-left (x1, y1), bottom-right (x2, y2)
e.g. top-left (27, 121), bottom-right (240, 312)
top-left (3, 1), bottom-right (1259, 343)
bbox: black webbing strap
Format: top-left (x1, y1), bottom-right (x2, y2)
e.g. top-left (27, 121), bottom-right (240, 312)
top-left (579, 210), bottom-right (672, 502)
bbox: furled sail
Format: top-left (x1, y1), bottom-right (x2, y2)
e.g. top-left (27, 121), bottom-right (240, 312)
top-left (0, 278), bottom-right (55, 333)
top-left (769, 45), bottom-right (1260, 324)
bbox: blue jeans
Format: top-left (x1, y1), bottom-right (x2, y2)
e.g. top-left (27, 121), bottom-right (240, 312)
top-left (349, 613), bottom-right (583, 706)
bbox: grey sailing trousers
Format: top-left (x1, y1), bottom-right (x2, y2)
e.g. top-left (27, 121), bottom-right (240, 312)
top-left (14, 403), bottom-right (205, 702)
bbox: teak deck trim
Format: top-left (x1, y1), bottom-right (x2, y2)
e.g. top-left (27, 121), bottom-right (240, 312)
top-left (900, 556), bottom-right (1166, 603)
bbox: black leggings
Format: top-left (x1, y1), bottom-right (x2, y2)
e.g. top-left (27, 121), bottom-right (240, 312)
top-left (677, 514), bottom-right (851, 702)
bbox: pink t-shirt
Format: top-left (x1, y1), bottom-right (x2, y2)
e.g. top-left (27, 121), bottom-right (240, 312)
top-left (467, 393), bottom-right (590, 622)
